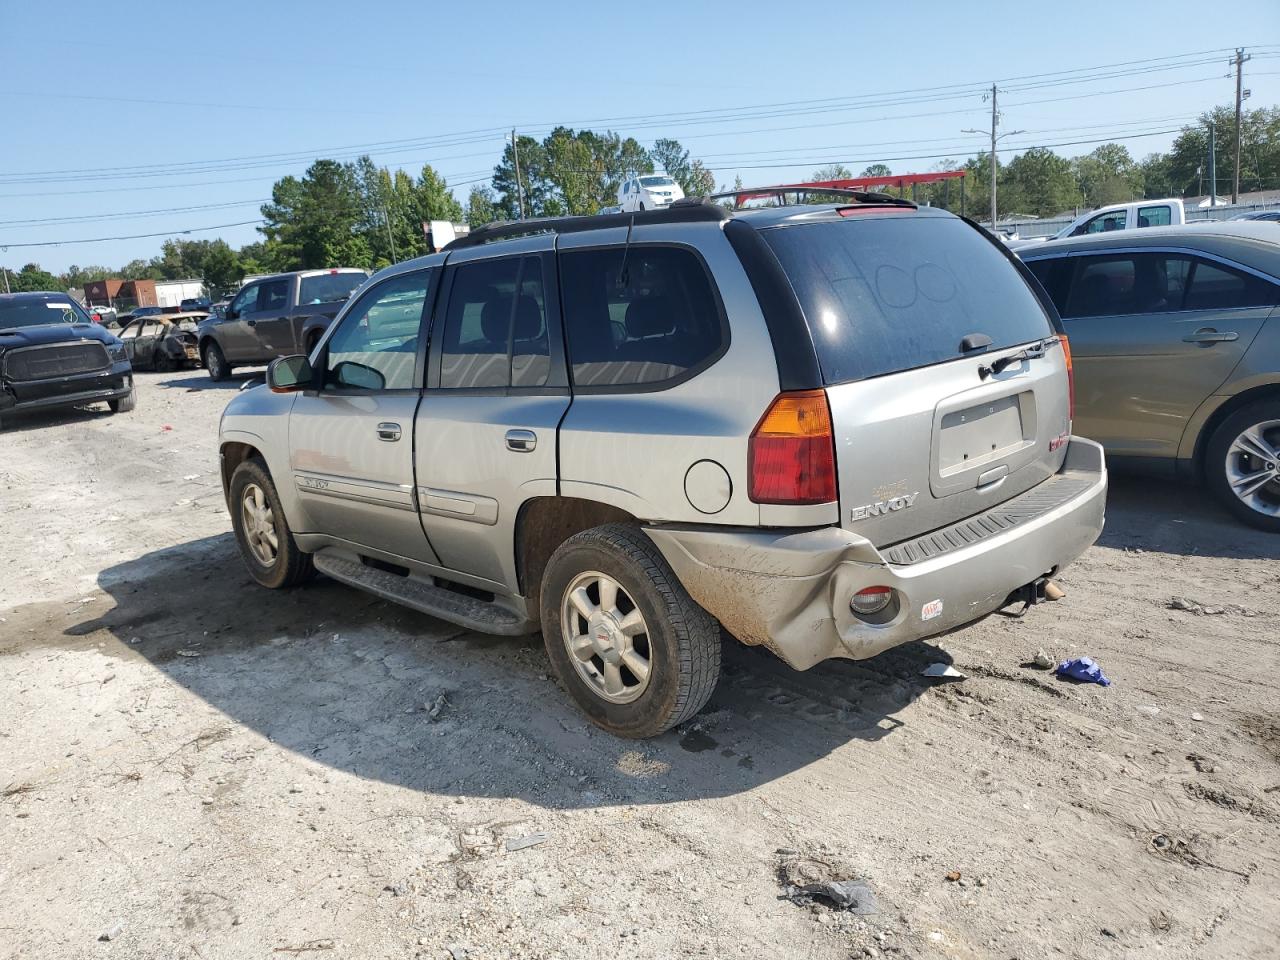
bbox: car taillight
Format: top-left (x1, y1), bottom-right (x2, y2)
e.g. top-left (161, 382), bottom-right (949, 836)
top-left (1059, 334), bottom-right (1074, 422)
top-left (748, 390), bottom-right (837, 505)
top-left (90, 312), bottom-right (102, 324)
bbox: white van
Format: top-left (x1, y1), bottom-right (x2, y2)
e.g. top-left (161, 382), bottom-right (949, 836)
top-left (1011, 198), bottom-right (1186, 248)
top-left (618, 174), bottom-right (685, 213)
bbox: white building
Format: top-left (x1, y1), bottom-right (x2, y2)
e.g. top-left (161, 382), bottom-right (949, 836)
top-left (154, 278), bottom-right (206, 308)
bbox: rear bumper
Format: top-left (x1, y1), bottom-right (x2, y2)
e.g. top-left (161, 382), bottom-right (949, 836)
top-left (645, 437), bottom-right (1107, 670)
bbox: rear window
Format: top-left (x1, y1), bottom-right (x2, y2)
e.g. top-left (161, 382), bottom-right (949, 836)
top-left (761, 216), bottom-right (1053, 384)
top-left (299, 272), bottom-right (365, 305)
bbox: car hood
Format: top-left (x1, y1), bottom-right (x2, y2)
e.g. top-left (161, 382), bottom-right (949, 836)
top-left (0, 322), bottom-right (121, 350)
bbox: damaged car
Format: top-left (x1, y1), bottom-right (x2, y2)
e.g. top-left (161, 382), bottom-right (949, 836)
top-left (119, 312), bottom-right (207, 371)
top-left (0, 291), bottom-right (135, 429)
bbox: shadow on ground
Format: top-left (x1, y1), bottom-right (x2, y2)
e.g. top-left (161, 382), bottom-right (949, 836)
top-left (0, 402), bottom-right (116, 434)
top-left (1098, 471), bottom-right (1280, 561)
top-left (23, 533), bottom-right (954, 811)
top-left (156, 369), bottom-right (265, 392)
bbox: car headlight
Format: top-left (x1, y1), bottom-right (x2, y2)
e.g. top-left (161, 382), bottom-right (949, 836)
top-left (107, 341), bottom-right (128, 362)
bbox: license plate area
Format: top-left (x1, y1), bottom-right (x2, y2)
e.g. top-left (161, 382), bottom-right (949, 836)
top-left (932, 388), bottom-right (1038, 496)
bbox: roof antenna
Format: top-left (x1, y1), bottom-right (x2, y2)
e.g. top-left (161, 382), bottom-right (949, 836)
top-left (616, 215), bottom-right (636, 287)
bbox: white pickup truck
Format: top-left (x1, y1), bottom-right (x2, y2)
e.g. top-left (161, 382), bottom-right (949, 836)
top-left (1011, 198), bottom-right (1185, 248)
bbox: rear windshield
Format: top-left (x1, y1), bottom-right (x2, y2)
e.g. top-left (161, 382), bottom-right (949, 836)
top-left (299, 272), bottom-right (365, 305)
top-left (761, 216), bottom-right (1053, 383)
top-left (0, 298), bottom-right (92, 330)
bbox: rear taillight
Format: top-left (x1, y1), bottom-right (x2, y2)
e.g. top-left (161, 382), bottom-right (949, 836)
top-left (1059, 334), bottom-right (1074, 422)
top-left (748, 390), bottom-right (837, 505)
top-left (90, 312), bottom-right (102, 324)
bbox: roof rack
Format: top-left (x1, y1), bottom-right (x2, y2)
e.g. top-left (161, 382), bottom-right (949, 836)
top-left (444, 186), bottom-right (915, 251)
top-left (444, 203), bottom-right (729, 250)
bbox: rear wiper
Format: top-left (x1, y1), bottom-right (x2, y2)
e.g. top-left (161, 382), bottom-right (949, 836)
top-left (978, 340), bottom-right (1048, 380)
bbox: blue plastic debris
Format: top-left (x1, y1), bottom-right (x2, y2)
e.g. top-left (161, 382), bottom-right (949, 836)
top-left (1055, 657), bottom-right (1111, 686)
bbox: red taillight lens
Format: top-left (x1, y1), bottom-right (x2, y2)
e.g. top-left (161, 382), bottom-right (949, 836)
top-left (850, 585), bottom-right (894, 616)
top-left (1059, 334), bottom-right (1074, 422)
top-left (748, 390), bottom-right (837, 505)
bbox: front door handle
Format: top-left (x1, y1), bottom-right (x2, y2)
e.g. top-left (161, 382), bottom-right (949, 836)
top-left (1183, 328), bottom-right (1238, 344)
top-left (246, 319), bottom-right (257, 327)
top-left (377, 422), bottom-right (402, 442)
top-left (505, 429), bottom-right (537, 452)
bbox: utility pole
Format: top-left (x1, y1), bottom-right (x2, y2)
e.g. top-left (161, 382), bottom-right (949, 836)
top-left (1, 265), bottom-right (10, 295)
top-left (511, 129), bottom-right (526, 221)
top-left (1232, 47), bottom-right (1251, 204)
top-left (382, 206), bottom-right (398, 263)
top-left (1208, 121), bottom-right (1217, 207)
top-left (989, 83), bottom-right (998, 228)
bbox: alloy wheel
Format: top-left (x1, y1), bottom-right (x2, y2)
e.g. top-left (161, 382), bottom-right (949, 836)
top-left (240, 482), bottom-right (279, 565)
top-left (560, 570), bottom-right (652, 704)
top-left (1223, 419), bottom-right (1280, 518)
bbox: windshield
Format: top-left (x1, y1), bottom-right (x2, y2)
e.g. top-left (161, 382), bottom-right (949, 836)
top-left (640, 176), bottom-right (675, 188)
top-left (299, 272), bottom-right (366, 305)
top-left (0, 298), bottom-right (93, 331)
top-left (761, 215), bottom-right (1053, 384)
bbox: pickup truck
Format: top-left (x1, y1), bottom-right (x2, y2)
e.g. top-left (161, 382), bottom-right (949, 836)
top-left (198, 268), bottom-right (368, 380)
top-left (1010, 198), bottom-right (1186, 249)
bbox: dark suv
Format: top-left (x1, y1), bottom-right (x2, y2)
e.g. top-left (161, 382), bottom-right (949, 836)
top-left (0, 292), bottom-right (135, 428)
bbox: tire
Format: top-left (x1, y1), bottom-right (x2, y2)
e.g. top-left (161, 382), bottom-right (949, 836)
top-left (108, 384), bottom-right (137, 413)
top-left (154, 349), bottom-right (174, 373)
top-left (228, 458), bottom-right (315, 588)
top-left (1205, 400), bottom-right (1280, 532)
top-left (203, 340), bottom-right (231, 381)
top-left (540, 523), bottom-right (721, 738)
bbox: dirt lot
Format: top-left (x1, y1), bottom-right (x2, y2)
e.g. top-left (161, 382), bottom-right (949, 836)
top-left (2, 370), bottom-right (1278, 960)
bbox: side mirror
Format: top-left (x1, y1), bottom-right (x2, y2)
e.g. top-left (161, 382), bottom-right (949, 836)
top-left (267, 355), bottom-right (313, 393)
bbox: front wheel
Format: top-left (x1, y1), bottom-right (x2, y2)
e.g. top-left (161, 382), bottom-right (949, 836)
top-left (540, 523), bottom-right (721, 738)
top-left (203, 341), bottom-right (231, 381)
top-left (108, 385), bottom-right (136, 413)
top-left (229, 459), bottom-right (315, 588)
top-left (1205, 400), bottom-right (1280, 532)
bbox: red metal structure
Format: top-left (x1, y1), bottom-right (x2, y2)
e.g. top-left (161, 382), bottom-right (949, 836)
top-left (732, 170), bottom-right (967, 213)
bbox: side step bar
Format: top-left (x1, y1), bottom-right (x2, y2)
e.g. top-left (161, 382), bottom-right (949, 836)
top-left (312, 551), bottom-right (536, 637)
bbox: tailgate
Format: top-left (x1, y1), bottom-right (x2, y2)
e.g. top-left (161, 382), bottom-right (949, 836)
top-left (825, 339), bottom-right (1071, 547)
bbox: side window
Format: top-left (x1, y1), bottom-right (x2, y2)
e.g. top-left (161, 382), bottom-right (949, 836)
top-left (141, 321), bottom-right (164, 339)
top-left (1185, 259), bottom-right (1280, 311)
top-left (119, 323), bottom-right (140, 340)
top-left (438, 256), bottom-right (550, 390)
top-left (257, 279), bottom-right (289, 313)
top-left (559, 245), bottom-right (725, 388)
top-left (1137, 205), bottom-right (1172, 228)
top-left (1073, 211), bottom-right (1127, 236)
top-left (228, 283), bottom-right (257, 317)
top-left (1025, 258), bottom-right (1070, 313)
top-left (323, 270), bottom-right (430, 391)
top-left (1061, 254), bottom-right (1191, 318)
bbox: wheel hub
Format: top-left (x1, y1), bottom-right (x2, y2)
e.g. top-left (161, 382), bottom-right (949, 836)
top-left (1224, 418), bottom-right (1280, 518)
top-left (560, 571), bottom-right (652, 705)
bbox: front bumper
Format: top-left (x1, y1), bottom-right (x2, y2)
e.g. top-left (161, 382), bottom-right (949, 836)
top-left (1, 361), bottom-right (133, 413)
top-left (645, 437), bottom-right (1107, 670)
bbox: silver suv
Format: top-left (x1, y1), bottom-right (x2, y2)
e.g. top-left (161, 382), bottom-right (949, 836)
top-left (217, 192), bottom-right (1107, 738)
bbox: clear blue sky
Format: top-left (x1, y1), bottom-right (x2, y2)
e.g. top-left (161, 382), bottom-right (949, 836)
top-left (3, 0), bottom-right (1278, 275)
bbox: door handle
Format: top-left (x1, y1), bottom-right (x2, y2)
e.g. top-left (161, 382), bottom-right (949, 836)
top-left (247, 319), bottom-right (257, 327)
top-left (377, 422), bottom-right (402, 442)
top-left (505, 429), bottom-right (537, 452)
top-left (1183, 328), bottom-right (1238, 344)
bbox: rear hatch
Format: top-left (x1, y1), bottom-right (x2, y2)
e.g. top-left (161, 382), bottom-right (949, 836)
top-left (760, 212), bottom-right (1070, 547)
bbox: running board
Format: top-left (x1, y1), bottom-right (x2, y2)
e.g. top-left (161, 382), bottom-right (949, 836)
top-left (312, 551), bottom-right (535, 636)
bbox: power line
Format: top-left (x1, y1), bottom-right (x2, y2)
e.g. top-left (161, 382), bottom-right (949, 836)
top-left (0, 220), bottom-right (265, 249)
top-left (0, 199), bottom-right (268, 228)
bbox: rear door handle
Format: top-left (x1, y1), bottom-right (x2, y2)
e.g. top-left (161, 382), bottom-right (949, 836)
top-left (1183, 328), bottom-right (1238, 344)
top-left (377, 422), bottom-right (402, 442)
top-left (246, 319), bottom-right (256, 327)
top-left (505, 429), bottom-right (536, 452)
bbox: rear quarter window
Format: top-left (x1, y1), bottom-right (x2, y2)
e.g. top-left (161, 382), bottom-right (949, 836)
top-left (762, 216), bottom-right (1053, 383)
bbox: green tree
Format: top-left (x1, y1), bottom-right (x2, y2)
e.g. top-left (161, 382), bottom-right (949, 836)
top-left (810, 163), bottom-right (853, 181)
top-left (492, 135), bottom-right (553, 219)
top-left (7, 263), bottom-right (60, 292)
top-left (1001, 147), bottom-right (1081, 218)
top-left (260, 159), bottom-right (369, 269)
top-left (466, 185), bottom-right (498, 227)
top-left (1073, 143), bottom-right (1142, 207)
top-left (1162, 105), bottom-right (1280, 198)
top-left (60, 265), bottom-right (116, 289)
top-left (859, 163), bottom-right (893, 179)
top-left (652, 138), bottom-right (716, 196)
top-left (201, 240), bottom-right (242, 295)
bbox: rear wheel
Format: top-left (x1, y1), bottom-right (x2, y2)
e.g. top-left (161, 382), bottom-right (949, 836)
top-left (108, 385), bottom-right (136, 413)
top-left (229, 458), bottom-right (314, 588)
top-left (1205, 400), bottom-right (1280, 532)
top-left (204, 341), bottom-right (231, 381)
top-left (540, 523), bottom-right (721, 738)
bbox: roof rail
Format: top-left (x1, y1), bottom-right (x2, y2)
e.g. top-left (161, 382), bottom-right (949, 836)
top-left (444, 204), bottom-right (729, 251)
top-left (702, 186), bottom-right (917, 210)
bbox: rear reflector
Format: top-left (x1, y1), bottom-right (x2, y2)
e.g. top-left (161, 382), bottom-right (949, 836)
top-left (1059, 334), bottom-right (1074, 422)
top-left (748, 390), bottom-right (837, 505)
top-left (850, 585), bottom-right (894, 616)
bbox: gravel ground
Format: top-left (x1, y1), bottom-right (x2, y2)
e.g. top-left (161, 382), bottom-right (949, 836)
top-left (2, 370), bottom-right (1278, 960)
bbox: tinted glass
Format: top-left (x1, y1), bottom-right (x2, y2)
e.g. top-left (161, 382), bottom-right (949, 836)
top-left (324, 270), bottom-right (429, 390)
top-left (559, 245), bottom-right (724, 388)
top-left (1061, 254), bottom-right (1192, 318)
top-left (762, 216), bottom-right (1053, 384)
top-left (229, 284), bottom-right (256, 316)
top-left (640, 176), bottom-right (675, 187)
top-left (257, 279), bottom-right (289, 313)
top-left (439, 257), bottom-right (521, 389)
top-left (1185, 259), bottom-right (1279, 310)
top-left (510, 260), bottom-right (551, 388)
top-left (0, 297), bottom-right (92, 330)
top-left (1137, 205), bottom-right (1172, 228)
top-left (299, 272), bottom-right (365, 305)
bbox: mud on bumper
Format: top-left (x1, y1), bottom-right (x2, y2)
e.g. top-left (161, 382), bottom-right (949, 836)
top-left (645, 437), bottom-right (1107, 671)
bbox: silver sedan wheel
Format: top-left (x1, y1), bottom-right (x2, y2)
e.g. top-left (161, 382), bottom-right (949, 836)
top-left (561, 570), bottom-right (652, 704)
top-left (240, 482), bottom-right (279, 566)
top-left (1224, 419), bottom-right (1280, 518)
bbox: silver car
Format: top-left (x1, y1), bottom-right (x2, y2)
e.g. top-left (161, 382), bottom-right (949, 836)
top-left (1022, 222), bottom-right (1280, 531)
top-left (218, 193), bottom-right (1106, 737)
